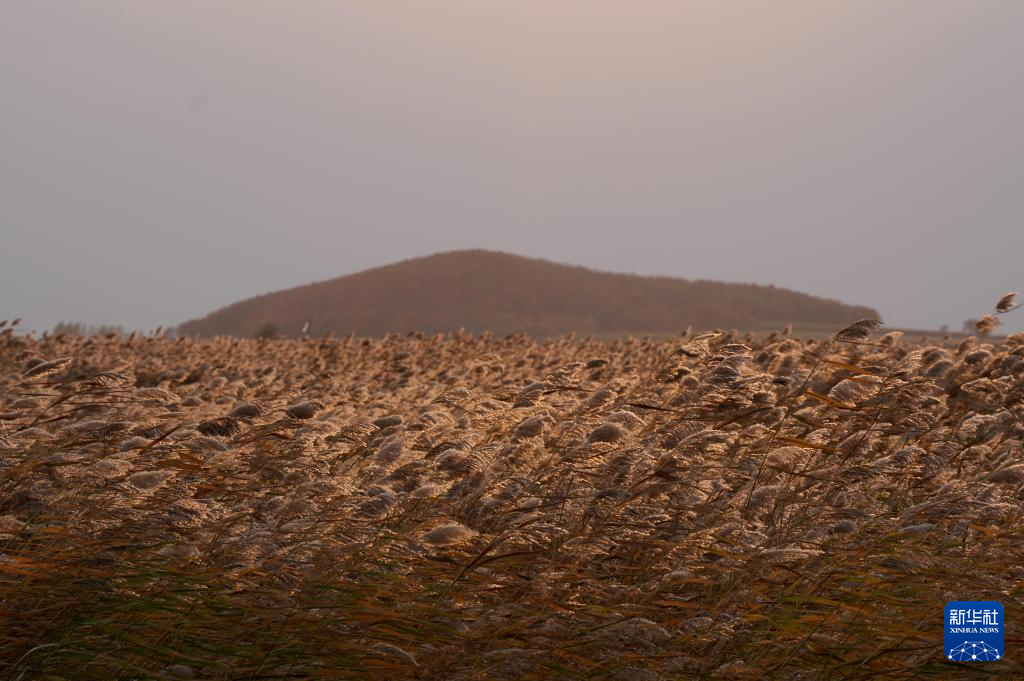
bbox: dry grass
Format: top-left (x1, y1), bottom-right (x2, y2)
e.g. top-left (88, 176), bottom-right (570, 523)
top-left (2, 321), bottom-right (1024, 679)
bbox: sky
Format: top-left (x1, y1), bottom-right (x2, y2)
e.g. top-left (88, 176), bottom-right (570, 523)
top-left (2, 1), bottom-right (1023, 334)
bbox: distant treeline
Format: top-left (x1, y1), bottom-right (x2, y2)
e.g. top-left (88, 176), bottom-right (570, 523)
top-left (52, 322), bottom-right (174, 338)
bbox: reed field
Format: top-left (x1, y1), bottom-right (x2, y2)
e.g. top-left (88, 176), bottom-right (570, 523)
top-left (2, 317), bottom-right (1024, 679)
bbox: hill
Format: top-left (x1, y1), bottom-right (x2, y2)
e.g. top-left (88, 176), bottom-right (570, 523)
top-left (177, 250), bottom-right (879, 338)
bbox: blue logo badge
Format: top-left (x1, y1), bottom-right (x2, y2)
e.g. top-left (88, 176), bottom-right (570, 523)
top-left (945, 601), bottom-right (1003, 661)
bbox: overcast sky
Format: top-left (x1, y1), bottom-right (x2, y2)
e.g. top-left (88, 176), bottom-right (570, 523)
top-left (2, 1), bottom-right (1022, 334)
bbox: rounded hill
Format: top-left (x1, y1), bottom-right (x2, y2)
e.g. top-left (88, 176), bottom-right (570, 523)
top-left (177, 250), bottom-right (879, 338)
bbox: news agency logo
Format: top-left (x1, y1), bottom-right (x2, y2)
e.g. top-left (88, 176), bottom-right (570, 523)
top-left (945, 601), bottom-right (1003, 662)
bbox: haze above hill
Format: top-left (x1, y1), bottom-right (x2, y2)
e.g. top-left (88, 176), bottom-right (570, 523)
top-left (3, 3), bottom-right (1022, 334)
top-left (178, 250), bottom-right (878, 338)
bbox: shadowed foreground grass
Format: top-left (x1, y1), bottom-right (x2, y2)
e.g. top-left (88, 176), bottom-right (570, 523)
top-left (2, 323), bottom-right (1023, 679)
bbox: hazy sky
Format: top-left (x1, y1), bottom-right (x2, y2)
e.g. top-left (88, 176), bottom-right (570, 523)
top-left (2, 1), bottom-right (1023, 334)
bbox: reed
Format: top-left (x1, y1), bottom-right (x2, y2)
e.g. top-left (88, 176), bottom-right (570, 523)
top-left (1, 308), bottom-right (1022, 678)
